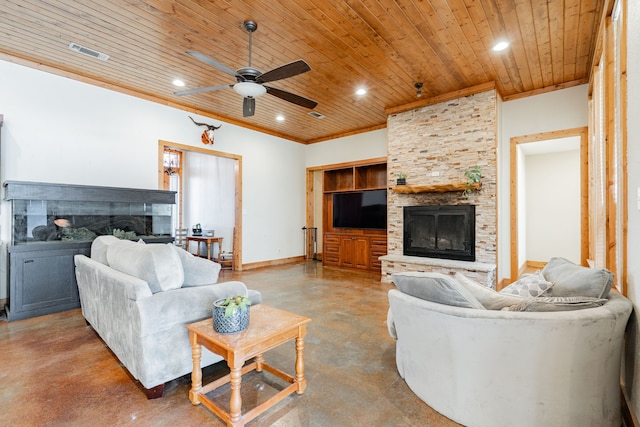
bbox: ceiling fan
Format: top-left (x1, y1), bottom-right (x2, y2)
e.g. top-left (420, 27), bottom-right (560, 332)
top-left (175, 20), bottom-right (318, 117)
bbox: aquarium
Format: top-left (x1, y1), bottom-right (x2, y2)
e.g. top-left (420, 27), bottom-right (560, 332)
top-left (5, 181), bottom-right (175, 245)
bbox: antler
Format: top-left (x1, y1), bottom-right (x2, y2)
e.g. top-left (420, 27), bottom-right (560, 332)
top-left (188, 116), bottom-right (222, 131)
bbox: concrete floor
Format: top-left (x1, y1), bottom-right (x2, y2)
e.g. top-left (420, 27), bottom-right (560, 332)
top-left (0, 261), bottom-right (460, 426)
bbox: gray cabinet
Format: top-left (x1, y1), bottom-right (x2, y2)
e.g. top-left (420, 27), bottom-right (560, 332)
top-left (7, 243), bottom-right (90, 321)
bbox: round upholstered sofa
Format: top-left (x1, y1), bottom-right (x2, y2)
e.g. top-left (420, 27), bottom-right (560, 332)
top-left (387, 258), bottom-right (633, 427)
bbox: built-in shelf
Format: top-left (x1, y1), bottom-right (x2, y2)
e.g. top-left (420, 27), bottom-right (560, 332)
top-left (324, 162), bottom-right (387, 192)
top-left (392, 182), bottom-right (482, 194)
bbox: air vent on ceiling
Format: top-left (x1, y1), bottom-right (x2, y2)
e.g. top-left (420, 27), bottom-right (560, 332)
top-left (68, 43), bottom-right (109, 61)
top-left (309, 111), bottom-right (325, 119)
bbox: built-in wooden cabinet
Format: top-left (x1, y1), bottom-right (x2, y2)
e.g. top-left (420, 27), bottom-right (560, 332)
top-left (322, 160), bottom-right (387, 272)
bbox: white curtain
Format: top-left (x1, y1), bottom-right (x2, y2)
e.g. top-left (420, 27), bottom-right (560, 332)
top-left (183, 151), bottom-right (236, 255)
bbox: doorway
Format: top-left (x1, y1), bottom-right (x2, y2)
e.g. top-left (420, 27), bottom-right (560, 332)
top-left (509, 127), bottom-right (588, 280)
top-left (158, 141), bottom-right (243, 270)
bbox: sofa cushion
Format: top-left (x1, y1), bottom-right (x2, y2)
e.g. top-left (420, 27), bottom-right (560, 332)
top-left (107, 240), bottom-right (184, 293)
top-left (391, 272), bottom-right (485, 310)
top-left (542, 257), bottom-right (614, 298)
top-left (90, 235), bottom-right (121, 265)
top-left (500, 271), bottom-right (553, 297)
top-left (455, 272), bottom-right (526, 310)
top-left (502, 296), bottom-right (609, 312)
top-left (171, 246), bottom-right (221, 286)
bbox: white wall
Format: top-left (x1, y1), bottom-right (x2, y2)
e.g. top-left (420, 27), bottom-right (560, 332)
top-left (498, 85), bottom-right (588, 280)
top-left (304, 129), bottom-right (387, 168)
top-left (0, 59), bottom-right (309, 299)
top-left (624, 0), bottom-right (640, 416)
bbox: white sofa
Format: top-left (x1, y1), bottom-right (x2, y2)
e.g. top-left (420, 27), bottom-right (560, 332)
top-left (387, 259), bottom-right (633, 427)
top-left (74, 236), bottom-right (262, 398)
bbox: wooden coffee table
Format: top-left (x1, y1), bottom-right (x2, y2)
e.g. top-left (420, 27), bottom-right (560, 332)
top-left (186, 304), bottom-right (311, 427)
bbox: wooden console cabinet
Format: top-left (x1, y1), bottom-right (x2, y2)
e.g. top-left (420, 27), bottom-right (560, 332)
top-left (322, 160), bottom-right (387, 272)
top-left (323, 233), bottom-right (387, 271)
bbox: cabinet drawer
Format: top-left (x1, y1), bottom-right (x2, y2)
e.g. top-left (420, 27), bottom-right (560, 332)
top-left (324, 254), bottom-right (340, 265)
top-left (324, 243), bottom-right (340, 255)
top-left (324, 235), bottom-right (340, 245)
top-left (370, 237), bottom-right (387, 247)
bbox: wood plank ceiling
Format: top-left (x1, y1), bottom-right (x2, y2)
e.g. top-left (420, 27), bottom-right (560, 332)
top-left (0, 0), bottom-right (603, 143)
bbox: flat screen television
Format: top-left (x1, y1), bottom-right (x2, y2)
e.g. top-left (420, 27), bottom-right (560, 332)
top-left (332, 190), bottom-right (387, 230)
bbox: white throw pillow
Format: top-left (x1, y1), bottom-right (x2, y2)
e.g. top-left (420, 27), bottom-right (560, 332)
top-left (391, 271), bottom-right (485, 309)
top-left (171, 245), bottom-right (221, 286)
top-left (454, 272), bottom-right (526, 310)
top-left (107, 240), bottom-right (184, 293)
top-left (500, 271), bottom-right (554, 297)
top-left (90, 235), bottom-right (121, 265)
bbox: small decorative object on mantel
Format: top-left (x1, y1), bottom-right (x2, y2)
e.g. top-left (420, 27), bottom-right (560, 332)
top-left (396, 172), bottom-right (407, 186)
top-left (213, 295), bottom-right (252, 334)
top-left (462, 165), bottom-right (482, 198)
top-left (188, 116), bottom-right (221, 145)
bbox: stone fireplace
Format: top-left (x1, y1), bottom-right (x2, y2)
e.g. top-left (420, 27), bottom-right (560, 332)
top-left (380, 88), bottom-right (498, 286)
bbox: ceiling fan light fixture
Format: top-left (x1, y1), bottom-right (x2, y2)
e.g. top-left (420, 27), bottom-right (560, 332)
top-left (233, 81), bottom-right (267, 98)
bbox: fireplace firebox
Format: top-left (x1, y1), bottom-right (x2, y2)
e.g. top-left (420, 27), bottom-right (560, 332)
top-left (403, 205), bottom-right (475, 262)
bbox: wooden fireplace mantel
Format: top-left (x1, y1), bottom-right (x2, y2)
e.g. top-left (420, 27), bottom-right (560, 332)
top-left (392, 182), bottom-right (481, 194)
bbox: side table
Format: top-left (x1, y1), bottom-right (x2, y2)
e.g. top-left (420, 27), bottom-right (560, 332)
top-left (186, 305), bottom-right (311, 426)
top-left (186, 236), bottom-right (223, 261)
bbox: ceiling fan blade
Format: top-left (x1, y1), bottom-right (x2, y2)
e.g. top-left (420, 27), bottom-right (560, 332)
top-left (257, 60), bottom-right (311, 83)
top-left (264, 86), bottom-right (318, 109)
top-left (174, 84), bottom-right (232, 96)
top-left (243, 97), bottom-right (256, 117)
top-left (185, 51), bottom-right (241, 79)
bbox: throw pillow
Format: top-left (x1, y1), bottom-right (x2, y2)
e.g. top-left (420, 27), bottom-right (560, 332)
top-left (500, 271), bottom-right (553, 297)
top-left (501, 296), bottom-right (608, 312)
top-left (171, 245), bottom-right (221, 286)
top-left (107, 240), bottom-right (184, 293)
top-left (90, 235), bottom-right (121, 265)
top-left (542, 257), bottom-right (614, 298)
top-left (455, 272), bottom-right (526, 310)
top-left (390, 272), bottom-right (485, 310)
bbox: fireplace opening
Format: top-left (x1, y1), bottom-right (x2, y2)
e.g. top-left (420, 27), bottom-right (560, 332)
top-left (403, 205), bottom-right (475, 262)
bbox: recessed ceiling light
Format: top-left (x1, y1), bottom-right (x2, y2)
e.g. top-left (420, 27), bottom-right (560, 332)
top-left (172, 79), bottom-right (185, 87)
top-left (355, 87), bottom-right (367, 96)
top-left (276, 114), bottom-right (285, 122)
top-left (492, 41), bottom-right (509, 52)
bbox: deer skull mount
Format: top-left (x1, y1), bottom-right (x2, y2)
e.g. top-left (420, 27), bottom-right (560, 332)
top-left (189, 116), bottom-right (221, 145)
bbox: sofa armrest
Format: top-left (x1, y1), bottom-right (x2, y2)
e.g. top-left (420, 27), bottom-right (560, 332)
top-left (135, 280), bottom-right (252, 336)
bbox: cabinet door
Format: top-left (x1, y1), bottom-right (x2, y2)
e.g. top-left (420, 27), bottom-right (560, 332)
top-left (340, 236), bottom-right (369, 269)
top-left (9, 247), bottom-right (89, 320)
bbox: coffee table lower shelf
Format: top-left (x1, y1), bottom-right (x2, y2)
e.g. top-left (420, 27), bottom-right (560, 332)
top-left (192, 358), bottom-right (300, 425)
top-left (186, 304), bottom-right (311, 427)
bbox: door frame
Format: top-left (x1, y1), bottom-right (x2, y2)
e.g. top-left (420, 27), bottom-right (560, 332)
top-left (158, 140), bottom-right (243, 271)
top-left (509, 127), bottom-right (589, 280)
